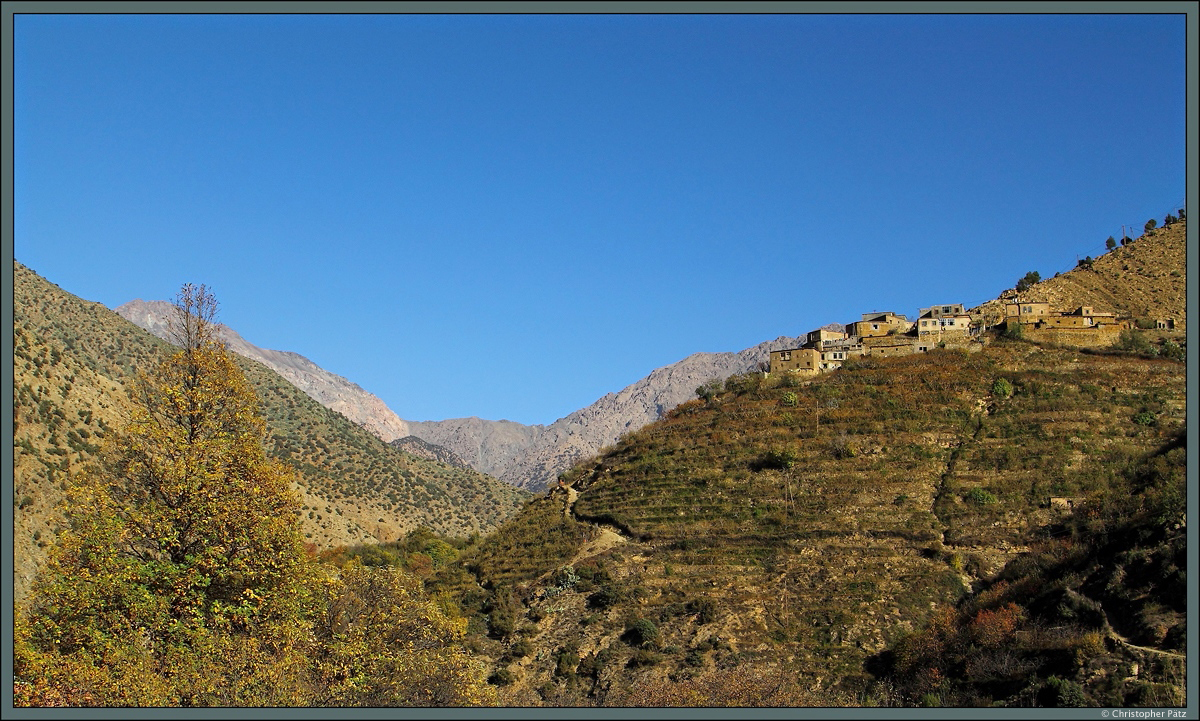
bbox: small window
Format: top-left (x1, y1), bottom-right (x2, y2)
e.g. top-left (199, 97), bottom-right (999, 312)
top-left (943, 306), bottom-right (951, 313)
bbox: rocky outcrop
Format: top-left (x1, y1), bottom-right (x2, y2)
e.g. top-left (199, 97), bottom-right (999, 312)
top-left (409, 335), bottom-right (808, 491)
top-left (114, 300), bottom-right (412, 442)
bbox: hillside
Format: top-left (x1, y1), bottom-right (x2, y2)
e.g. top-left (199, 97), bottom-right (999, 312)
top-left (435, 339), bottom-right (1185, 706)
top-left (422, 212), bottom-right (1189, 706)
top-left (974, 218), bottom-right (1187, 325)
top-left (14, 263), bottom-right (530, 600)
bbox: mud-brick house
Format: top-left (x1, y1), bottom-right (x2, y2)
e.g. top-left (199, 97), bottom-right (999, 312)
top-left (1037, 305), bottom-right (1122, 329)
top-left (845, 311), bottom-right (912, 339)
top-left (770, 347), bottom-right (820, 374)
top-left (916, 303), bottom-right (974, 341)
top-left (1004, 301), bottom-right (1051, 323)
top-left (806, 327), bottom-right (848, 347)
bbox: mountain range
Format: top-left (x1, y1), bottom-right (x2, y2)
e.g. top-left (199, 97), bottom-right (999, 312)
top-left (117, 299), bottom-right (830, 492)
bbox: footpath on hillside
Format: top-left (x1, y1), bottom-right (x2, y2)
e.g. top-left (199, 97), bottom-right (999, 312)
top-left (557, 483), bottom-right (631, 565)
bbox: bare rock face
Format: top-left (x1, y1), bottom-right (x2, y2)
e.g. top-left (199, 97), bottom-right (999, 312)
top-left (114, 300), bottom-right (412, 442)
top-left (409, 335), bottom-right (808, 491)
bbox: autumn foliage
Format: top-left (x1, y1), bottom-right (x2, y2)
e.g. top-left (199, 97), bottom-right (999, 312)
top-left (13, 285), bottom-right (492, 707)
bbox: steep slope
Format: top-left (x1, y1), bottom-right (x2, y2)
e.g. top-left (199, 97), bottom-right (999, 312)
top-left (14, 263), bottom-right (530, 600)
top-left (439, 340), bottom-right (1186, 706)
top-left (973, 218), bottom-right (1187, 325)
top-left (115, 299), bottom-right (413, 442)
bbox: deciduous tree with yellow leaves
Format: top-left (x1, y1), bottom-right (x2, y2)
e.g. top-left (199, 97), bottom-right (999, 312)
top-left (14, 284), bottom-right (493, 707)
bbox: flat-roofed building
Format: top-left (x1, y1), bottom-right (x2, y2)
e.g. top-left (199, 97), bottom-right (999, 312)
top-left (770, 347), bottom-right (819, 374)
top-left (916, 305), bottom-right (973, 339)
top-left (845, 311), bottom-right (912, 338)
top-left (1004, 301), bottom-right (1051, 322)
top-left (806, 328), bottom-right (848, 348)
top-left (918, 303), bottom-right (966, 319)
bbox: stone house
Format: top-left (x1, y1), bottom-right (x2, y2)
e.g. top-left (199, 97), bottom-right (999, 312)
top-left (807, 328), bottom-right (848, 347)
top-left (1004, 301), bottom-right (1052, 323)
top-left (769, 347), bottom-right (820, 374)
top-left (1037, 306), bottom-right (1117, 329)
top-left (916, 304), bottom-right (973, 340)
top-left (845, 312), bottom-right (912, 339)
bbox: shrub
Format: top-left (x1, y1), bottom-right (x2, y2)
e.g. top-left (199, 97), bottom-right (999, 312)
top-left (1106, 236), bottom-right (1117, 250)
top-left (554, 645), bottom-right (579, 677)
top-left (964, 487), bottom-right (998, 506)
top-left (1002, 322), bottom-right (1024, 341)
top-left (991, 378), bottom-right (1013, 398)
top-left (1038, 677), bottom-right (1087, 707)
top-left (762, 448), bottom-right (798, 470)
top-left (588, 584), bottom-right (623, 609)
top-left (696, 379), bottom-right (724, 402)
top-left (1160, 341), bottom-right (1185, 362)
top-left (1144, 218), bottom-right (1157, 232)
top-left (1076, 256), bottom-right (1094, 270)
top-left (780, 391), bottom-right (799, 407)
top-left (1113, 330), bottom-right (1157, 356)
top-left (828, 434), bottom-right (857, 460)
top-left (778, 372), bottom-right (800, 388)
top-left (626, 649), bottom-right (664, 668)
top-left (487, 668), bottom-right (515, 686)
top-left (624, 618), bottom-right (660, 648)
top-left (1132, 411), bottom-right (1156, 427)
top-left (687, 598), bottom-right (718, 625)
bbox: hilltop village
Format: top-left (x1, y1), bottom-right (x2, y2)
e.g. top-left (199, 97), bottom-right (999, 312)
top-left (770, 300), bottom-right (1147, 375)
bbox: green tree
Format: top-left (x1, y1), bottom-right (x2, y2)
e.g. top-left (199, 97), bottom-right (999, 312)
top-left (1015, 271), bottom-right (1040, 292)
top-left (1144, 218), bottom-right (1157, 233)
top-left (1106, 236), bottom-right (1117, 251)
top-left (15, 285), bottom-right (312, 706)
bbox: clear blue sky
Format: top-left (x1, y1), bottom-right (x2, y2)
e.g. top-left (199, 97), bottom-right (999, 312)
top-left (14, 13), bottom-right (1187, 426)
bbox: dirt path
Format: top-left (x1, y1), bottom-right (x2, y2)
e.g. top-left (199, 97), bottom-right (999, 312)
top-left (1067, 589), bottom-right (1187, 661)
top-left (561, 484), bottom-right (629, 563)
